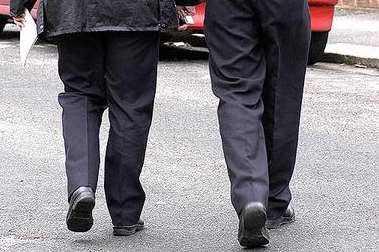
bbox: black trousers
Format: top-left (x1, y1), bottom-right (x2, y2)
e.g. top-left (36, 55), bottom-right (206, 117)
top-left (57, 32), bottom-right (160, 226)
top-left (205, 0), bottom-right (310, 218)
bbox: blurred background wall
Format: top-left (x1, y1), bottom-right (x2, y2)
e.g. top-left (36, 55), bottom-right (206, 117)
top-left (338, 0), bottom-right (379, 8)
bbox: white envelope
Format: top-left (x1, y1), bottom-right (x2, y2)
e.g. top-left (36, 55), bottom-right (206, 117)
top-left (20, 9), bottom-right (37, 67)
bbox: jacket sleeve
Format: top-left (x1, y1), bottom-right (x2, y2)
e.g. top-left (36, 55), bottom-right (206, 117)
top-left (10, 0), bottom-right (37, 17)
top-left (175, 0), bottom-right (203, 6)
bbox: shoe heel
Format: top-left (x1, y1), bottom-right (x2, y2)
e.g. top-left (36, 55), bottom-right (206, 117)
top-left (244, 206), bottom-right (267, 231)
top-left (67, 193), bottom-right (95, 232)
top-left (239, 203), bottom-right (270, 247)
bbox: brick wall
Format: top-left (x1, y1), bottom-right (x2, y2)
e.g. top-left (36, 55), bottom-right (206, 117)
top-left (338, 0), bottom-right (379, 8)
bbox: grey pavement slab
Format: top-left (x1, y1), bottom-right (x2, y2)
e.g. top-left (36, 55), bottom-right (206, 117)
top-left (0, 31), bottom-right (378, 251)
top-left (329, 8), bottom-right (379, 48)
top-left (326, 8), bottom-right (379, 67)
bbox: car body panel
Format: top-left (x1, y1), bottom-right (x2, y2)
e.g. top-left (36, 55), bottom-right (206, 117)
top-left (190, 3), bottom-right (205, 31)
top-left (309, 0), bottom-right (338, 31)
top-left (308, 0), bottom-right (338, 6)
top-left (309, 5), bottom-right (335, 31)
top-left (0, 0), bottom-right (10, 20)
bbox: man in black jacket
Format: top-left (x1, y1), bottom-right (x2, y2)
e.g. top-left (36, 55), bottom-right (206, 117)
top-left (11, 0), bottom-right (201, 236)
top-left (205, 0), bottom-right (310, 248)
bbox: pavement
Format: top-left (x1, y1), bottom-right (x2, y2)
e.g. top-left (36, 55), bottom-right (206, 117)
top-left (1, 26), bottom-right (379, 251)
top-left (325, 8), bottom-right (379, 68)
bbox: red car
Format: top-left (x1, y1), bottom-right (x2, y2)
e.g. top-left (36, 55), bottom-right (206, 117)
top-left (0, 0), bottom-right (337, 64)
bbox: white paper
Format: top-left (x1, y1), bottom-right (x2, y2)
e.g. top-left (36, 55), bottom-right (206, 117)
top-left (184, 16), bottom-right (194, 25)
top-left (20, 9), bottom-right (37, 67)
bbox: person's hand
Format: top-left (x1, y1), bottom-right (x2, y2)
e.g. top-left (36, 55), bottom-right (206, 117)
top-left (176, 6), bottom-right (196, 31)
top-left (13, 13), bottom-right (26, 30)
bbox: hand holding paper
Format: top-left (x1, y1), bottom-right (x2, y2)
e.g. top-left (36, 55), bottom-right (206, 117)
top-left (177, 6), bottom-right (195, 31)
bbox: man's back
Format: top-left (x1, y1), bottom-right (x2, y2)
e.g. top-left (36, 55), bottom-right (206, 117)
top-left (41, 0), bottom-right (176, 37)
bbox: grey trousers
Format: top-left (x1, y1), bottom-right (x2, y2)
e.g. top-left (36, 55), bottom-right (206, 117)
top-left (205, 0), bottom-right (311, 218)
top-left (57, 31), bottom-right (160, 226)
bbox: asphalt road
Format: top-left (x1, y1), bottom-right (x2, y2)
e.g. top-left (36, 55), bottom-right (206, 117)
top-left (0, 29), bottom-right (378, 252)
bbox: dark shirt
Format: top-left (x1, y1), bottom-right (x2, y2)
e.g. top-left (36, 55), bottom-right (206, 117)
top-left (10, 0), bottom-right (202, 38)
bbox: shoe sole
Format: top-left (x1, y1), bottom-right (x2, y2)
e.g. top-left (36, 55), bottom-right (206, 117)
top-left (113, 225), bottom-right (145, 236)
top-left (267, 215), bottom-right (295, 229)
top-left (66, 192), bottom-right (95, 232)
top-left (239, 205), bottom-right (270, 248)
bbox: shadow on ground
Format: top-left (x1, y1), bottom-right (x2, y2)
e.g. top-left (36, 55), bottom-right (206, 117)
top-left (0, 30), bottom-right (18, 40)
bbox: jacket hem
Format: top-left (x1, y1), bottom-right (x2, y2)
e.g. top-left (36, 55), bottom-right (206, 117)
top-left (44, 26), bottom-right (161, 39)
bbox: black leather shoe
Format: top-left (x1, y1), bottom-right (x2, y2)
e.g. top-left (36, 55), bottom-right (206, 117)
top-left (113, 219), bottom-right (145, 236)
top-left (266, 206), bottom-right (295, 229)
top-left (238, 202), bottom-right (270, 248)
top-left (66, 187), bottom-right (95, 232)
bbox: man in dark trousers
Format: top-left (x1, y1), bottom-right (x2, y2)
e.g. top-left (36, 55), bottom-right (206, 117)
top-left (205, 0), bottom-right (311, 247)
top-left (11, 0), bottom-right (201, 236)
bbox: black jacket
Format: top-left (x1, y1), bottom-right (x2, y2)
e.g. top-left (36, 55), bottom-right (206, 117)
top-left (10, 0), bottom-right (202, 38)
